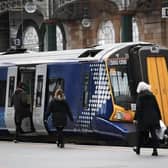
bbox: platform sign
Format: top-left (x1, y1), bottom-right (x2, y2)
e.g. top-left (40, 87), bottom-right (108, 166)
top-left (162, 7), bottom-right (168, 18)
top-left (162, 0), bottom-right (168, 18)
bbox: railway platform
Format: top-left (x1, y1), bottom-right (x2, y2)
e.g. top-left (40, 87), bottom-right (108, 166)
top-left (0, 141), bottom-right (168, 168)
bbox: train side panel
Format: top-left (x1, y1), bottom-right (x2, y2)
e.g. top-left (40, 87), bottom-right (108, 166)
top-left (46, 62), bottom-right (88, 132)
top-left (45, 61), bottom-right (126, 138)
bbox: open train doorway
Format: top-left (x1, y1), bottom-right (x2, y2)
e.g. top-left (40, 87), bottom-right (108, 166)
top-left (19, 66), bottom-right (35, 133)
top-left (5, 66), bottom-right (36, 133)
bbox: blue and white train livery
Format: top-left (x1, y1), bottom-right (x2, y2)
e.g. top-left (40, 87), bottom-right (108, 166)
top-left (0, 42), bottom-right (168, 144)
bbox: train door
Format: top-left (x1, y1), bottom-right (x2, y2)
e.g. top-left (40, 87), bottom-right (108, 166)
top-left (19, 67), bottom-right (35, 132)
top-left (5, 66), bottom-right (36, 133)
top-left (5, 66), bottom-right (17, 132)
top-left (32, 64), bottom-right (47, 134)
top-left (80, 63), bottom-right (93, 130)
top-left (147, 57), bottom-right (168, 125)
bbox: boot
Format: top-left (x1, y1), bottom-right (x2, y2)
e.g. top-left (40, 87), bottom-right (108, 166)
top-left (152, 149), bottom-right (158, 156)
top-left (133, 147), bottom-right (140, 155)
top-left (60, 143), bottom-right (64, 148)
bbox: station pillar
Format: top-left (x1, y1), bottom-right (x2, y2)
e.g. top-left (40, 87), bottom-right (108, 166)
top-left (121, 14), bottom-right (133, 42)
top-left (46, 24), bottom-right (56, 51)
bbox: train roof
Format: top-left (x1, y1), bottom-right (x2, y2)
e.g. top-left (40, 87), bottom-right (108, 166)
top-left (0, 42), bottom-right (155, 67)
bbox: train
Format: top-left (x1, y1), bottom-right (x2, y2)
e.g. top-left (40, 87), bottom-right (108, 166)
top-left (0, 42), bottom-right (168, 145)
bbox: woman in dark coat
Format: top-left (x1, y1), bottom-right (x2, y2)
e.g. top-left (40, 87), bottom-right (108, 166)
top-left (133, 81), bottom-right (161, 156)
top-left (47, 89), bottom-right (73, 148)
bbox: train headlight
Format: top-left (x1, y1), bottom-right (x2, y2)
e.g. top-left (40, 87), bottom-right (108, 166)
top-left (114, 111), bottom-right (133, 121)
top-left (114, 112), bottom-right (124, 120)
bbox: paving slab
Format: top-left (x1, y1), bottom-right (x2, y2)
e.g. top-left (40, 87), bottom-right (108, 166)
top-left (0, 141), bottom-right (167, 168)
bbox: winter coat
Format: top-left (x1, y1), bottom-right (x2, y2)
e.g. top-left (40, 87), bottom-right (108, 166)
top-left (12, 88), bottom-right (30, 120)
top-left (47, 98), bottom-right (73, 127)
top-left (134, 90), bottom-right (161, 131)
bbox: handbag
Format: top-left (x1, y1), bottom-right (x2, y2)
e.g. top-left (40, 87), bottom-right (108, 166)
top-left (156, 120), bottom-right (167, 140)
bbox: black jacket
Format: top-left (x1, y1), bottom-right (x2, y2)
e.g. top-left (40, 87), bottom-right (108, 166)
top-left (12, 88), bottom-right (30, 119)
top-left (47, 98), bottom-right (73, 127)
top-left (135, 90), bottom-right (161, 130)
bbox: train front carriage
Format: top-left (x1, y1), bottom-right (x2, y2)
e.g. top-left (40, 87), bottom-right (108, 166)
top-left (0, 42), bottom-right (167, 146)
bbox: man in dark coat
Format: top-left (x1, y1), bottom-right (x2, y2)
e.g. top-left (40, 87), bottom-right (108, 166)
top-left (47, 89), bottom-right (73, 148)
top-left (12, 82), bottom-right (30, 143)
top-left (133, 81), bottom-right (161, 156)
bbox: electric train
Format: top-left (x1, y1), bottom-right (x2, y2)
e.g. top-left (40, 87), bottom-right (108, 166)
top-left (0, 42), bottom-right (168, 145)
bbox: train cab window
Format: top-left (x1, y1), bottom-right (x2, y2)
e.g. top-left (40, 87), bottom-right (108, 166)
top-left (109, 66), bottom-right (132, 108)
top-left (8, 76), bottom-right (15, 107)
top-left (82, 73), bottom-right (90, 108)
top-left (0, 80), bottom-right (6, 106)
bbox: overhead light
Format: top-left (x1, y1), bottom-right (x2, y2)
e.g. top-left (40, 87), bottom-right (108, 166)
top-left (81, 6), bottom-right (91, 28)
top-left (24, 1), bottom-right (37, 13)
top-left (81, 18), bottom-right (91, 28)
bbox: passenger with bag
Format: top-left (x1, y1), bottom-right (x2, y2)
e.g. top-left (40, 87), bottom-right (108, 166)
top-left (133, 81), bottom-right (162, 156)
top-left (47, 89), bottom-right (73, 148)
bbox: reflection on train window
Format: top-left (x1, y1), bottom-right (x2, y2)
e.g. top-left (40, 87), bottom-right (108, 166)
top-left (0, 80), bottom-right (6, 106)
top-left (109, 66), bottom-right (131, 106)
top-left (56, 78), bottom-right (64, 90)
top-left (8, 76), bottom-right (15, 107)
top-left (83, 73), bottom-right (89, 108)
top-left (36, 75), bottom-right (43, 107)
top-left (47, 78), bottom-right (64, 104)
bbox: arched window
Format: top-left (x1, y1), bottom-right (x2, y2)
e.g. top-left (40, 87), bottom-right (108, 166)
top-left (44, 25), bottom-right (64, 51)
top-left (23, 26), bottom-right (39, 51)
top-left (97, 20), bottom-right (115, 45)
top-left (56, 26), bottom-right (63, 51)
top-left (132, 17), bottom-right (139, 42)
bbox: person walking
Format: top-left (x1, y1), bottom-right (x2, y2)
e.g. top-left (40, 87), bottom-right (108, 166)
top-left (47, 89), bottom-right (73, 148)
top-left (133, 81), bottom-right (162, 156)
top-left (12, 82), bottom-right (30, 143)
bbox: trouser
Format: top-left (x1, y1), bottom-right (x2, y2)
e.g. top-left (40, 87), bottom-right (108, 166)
top-left (27, 113), bottom-right (35, 132)
top-left (56, 126), bottom-right (64, 145)
top-left (136, 127), bottom-right (159, 150)
top-left (15, 114), bottom-right (35, 140)
top-left (14, 116), bottom-right (22, 140)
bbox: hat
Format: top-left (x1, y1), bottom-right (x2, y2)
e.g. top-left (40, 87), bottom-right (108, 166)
top-left (136, 81), bottom-right (151, 93)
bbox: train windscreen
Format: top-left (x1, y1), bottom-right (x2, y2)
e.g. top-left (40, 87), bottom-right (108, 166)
top-left (108, 57), bottom-right (134, 109)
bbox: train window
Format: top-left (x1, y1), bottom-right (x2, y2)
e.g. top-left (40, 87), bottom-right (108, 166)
top-left (8, 76), bottom-right (15, 107)
top-left (109, 66), bottom-right (132, 107)
top-left (46, 78), bottom-right (65, 105)
top-left (82, 73), bottom-right (89, 108)
top-left (0, 80), bottom-right (6, 106)
top-left (36, 75), bottom-right (43, 107)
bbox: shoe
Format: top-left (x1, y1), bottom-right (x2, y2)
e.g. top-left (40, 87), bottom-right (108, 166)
top-left (133, 147), bottom-right (140, 155)
top-left (57, 142), bottom-right (60, 147)
top-left (60, 143), bottom-right (64, 148)
top-left (13, 139), bottom-right (19, 143)
top-left (152, 150), bottom-right (158, 156)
